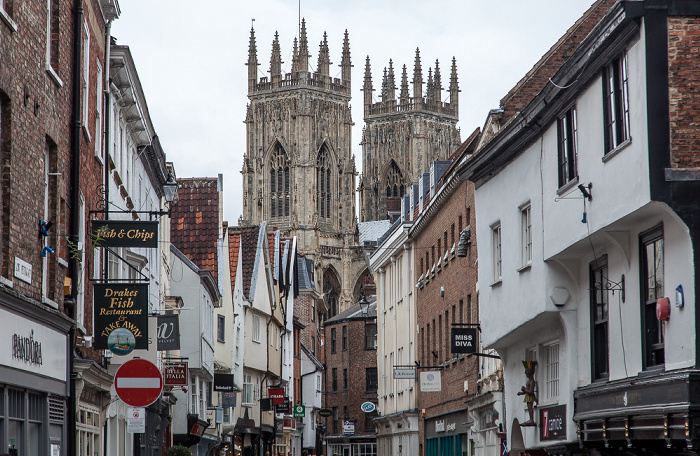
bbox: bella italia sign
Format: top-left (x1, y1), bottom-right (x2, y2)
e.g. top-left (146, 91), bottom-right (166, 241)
top-left (94, 284), bottom-right (149, 351)
top-left (92, 220), bottom-right (158, 248)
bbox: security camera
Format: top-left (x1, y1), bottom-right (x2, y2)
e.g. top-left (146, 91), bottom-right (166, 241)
top-left (83, 336), bottom-right (93, 348)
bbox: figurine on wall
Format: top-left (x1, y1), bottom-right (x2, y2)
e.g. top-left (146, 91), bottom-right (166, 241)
top-left (518, 360), bottom-right (538, 426)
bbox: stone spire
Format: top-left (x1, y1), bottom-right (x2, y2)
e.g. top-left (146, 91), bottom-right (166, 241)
top-left (317, 32), bottom-right (331, 79)
top-left (400, 64), bottom-right (409, 104)
top-left (449, 56), bottom-right (459, 111)
top-left (434, 59), bottom-right (442, 102)
top-left (386, 59), bottom-right (396, 101)
top-left (412, 48), bottom-right (423, 100)
top-left (362, 55), bottom-right (373, 116)
top-left (381, 67), bottom-right (389, 102)
top-left (247, 26), bottom-right (259, 93)
top-left (341, 29), bottom-right (351, 87)
top-left (270, 31), bottom-right (282, 83)
top-left (298, 18), bottom-right (309, 72)
top-left (426, 67), bottom-right (434, 102)
top-left (291, 37), bottom-right (299, 74)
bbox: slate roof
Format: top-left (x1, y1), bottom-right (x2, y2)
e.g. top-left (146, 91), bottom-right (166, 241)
top-left (228, 225), bottom-right (260, 300)
top-left (296, 257), bottom-right (316, 291)
top-left (325, 295), bottom-right (377, 325)
top-left (170, 177), bottom-right (220, 284)
top-left (358, 220), bottom-right (392, 245)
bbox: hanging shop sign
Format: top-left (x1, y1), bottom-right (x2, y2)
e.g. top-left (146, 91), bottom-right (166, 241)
top-left (293, 404), bottom-right (306, 418)
top-left (451, 327), bottom-right (477, 354)
top-left (540, 404), bottom-right (567, 441)
top-left (222, 392), bottom-right (236, 407)
top-left (393, 367), bottom-right (416, 379)
top-left (214, 374), bottom-right (235, 392)
top-left (318, 409), bottom-right (333, 417)
top-left (156, 314), bottom-right (180, 350)
top-left (92, 220), bottom-right (159, 248)
top-left (275, 399), bottom-right (291, 414)
top-left (268, 387), bottom-right (286, 405)
top-left (420, 371), bottom-right (442, 392)
top-left (361, 402), bottom-right (376, 413)
top-left (94, 283), bottom-right (149, 351)
top-left (164, 362), bottom-right (188, 386)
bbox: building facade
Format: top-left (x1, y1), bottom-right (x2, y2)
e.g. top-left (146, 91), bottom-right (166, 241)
top-left (463, 1), bottom-right (700, 455)
top-left (240, 20), bottom-right (366, 315)
top-left (323, 300), bottom-right (379, 456)
top-left (359, 51), bottom-right (461, 223)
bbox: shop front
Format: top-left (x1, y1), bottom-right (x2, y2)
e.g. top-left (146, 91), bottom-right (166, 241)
top-left (0, 292), bottom-right (71, 456)
top-left (425, 410), bottom-right (470, 456)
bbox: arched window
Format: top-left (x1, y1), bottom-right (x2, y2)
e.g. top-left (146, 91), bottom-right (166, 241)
top-left (269, 145), bottom-right (290, 218)
top-left (317, 146), bottom-right (332, 219)
top-left (385, 161), bottom-right (404, 198)
top-left (324, 270), bottom-right (340, 319)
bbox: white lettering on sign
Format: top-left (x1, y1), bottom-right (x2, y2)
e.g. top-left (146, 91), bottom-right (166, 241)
top-left (446, 422), bottom-right (456, 432)
top-left (14, 257), bottom-right (32, 284)
top-left (435, 420), bottom-right (445, 432)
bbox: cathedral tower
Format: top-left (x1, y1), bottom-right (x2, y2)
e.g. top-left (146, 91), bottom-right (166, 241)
top-left (241, 20), bottom-right (366, 315)
top-left (359, 49), bottom-right (461, 222)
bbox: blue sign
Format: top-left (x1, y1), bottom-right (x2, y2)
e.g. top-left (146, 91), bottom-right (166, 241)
top-left (360, 402), bottom-right (376, 413)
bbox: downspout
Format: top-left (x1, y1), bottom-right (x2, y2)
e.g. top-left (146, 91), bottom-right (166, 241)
top-left (103, 20), bottom-right (111, 280)
top-left (69, 3), bottom-right (83, 456)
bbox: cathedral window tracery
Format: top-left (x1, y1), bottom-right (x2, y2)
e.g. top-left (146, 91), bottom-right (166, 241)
top-left (385, 161), bottom-right (405, 198)
top-left (269, 145), bottom-right (290, 219)
top-left (317, 146), bottom-right (333, 219)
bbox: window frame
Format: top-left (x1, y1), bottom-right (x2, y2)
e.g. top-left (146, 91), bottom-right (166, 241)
top-left (331, 327), bottom-right (337, 353)
top-left (365, 367), bottom-right (378, 393)
top-left (640, 225), bottom-right (664, 370)
top-left (557, 106), bottom-right (578, 188)
top-left (603, 53), bottom-right (630, 155)
top-left (217, 314), bottom-right (225, 343)
top-left (589, 255), bottom-right (609, 381)
top-left (342, 325), bottom-right (347, 351)
top-left (365, 323), bottom-right (377, 350)
top-left (492, 223), bottom-right (502, 284)
top-left (269, 144), bottom-right (290, 219)
top-left (542, 341), bottom-right (560, 403)
top-left (252, 314), bottom-right (261, 343)
top-left (520, 203), bottom-right (532, 269)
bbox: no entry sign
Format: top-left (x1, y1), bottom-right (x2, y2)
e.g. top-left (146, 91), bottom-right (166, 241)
top-left (114, 359), bottom-right (163, 407)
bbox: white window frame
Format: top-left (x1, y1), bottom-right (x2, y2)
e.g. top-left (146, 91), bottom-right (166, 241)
top-left (492, 223), bottom-right (502, 284)
top-left (217, 314), bottom-right (225, 343)
top-left (542, 341), bottom-right (560, 403)
top-left (242, 374), bottom-right (254, 405)
top-left (81, 20), bottom-right (90, 138)
top-left (94, 61), bottom-right (103, 162)
top-left (520, 203), bottom-right (532, 269)
top-left (252, 314), bottom-right (261, 343)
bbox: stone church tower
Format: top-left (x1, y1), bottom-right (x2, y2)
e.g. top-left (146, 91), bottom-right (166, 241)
top-left (359, 50), bottom-right (461, 222)
top-left (240, 20), bottom-right (367, 316)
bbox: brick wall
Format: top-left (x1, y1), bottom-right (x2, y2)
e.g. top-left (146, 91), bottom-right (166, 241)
top-left (323, 317), bottom-right (378, 436)
top-left (668, 16), bottom-right (700, 169)
top-left (414, 179), bottom-right (479, 451)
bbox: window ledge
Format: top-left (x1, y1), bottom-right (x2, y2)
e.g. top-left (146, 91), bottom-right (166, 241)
top-left (490, 279), bottom-right (502, 288)
top-left (46, 65), bottom-right (64, 88)
top-left (0, 8), bottom-right (17, 32)
top-left (517, 263), bottom-right (531, 273)
top-left (42, 297), bottom-right (59, 309)
top-left (556, 176), bottom-right (580, 197)
top-left (602, 137), bottom-right (632, 163)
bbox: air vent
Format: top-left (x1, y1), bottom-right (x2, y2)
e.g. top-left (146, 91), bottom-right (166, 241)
top-left (49, 395), bottom-right (65, 423)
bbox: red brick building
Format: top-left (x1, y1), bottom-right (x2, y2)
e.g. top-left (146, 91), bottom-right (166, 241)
top-left (323, 299), bottom-right (379, 456)
top-left (411, 133), bottom-right (499, 456)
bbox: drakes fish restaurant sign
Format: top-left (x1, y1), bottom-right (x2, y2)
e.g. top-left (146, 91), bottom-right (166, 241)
top-left (92, 220), bottom-right (159, 248)
top-left (94, 284), bottom-right (149, 351)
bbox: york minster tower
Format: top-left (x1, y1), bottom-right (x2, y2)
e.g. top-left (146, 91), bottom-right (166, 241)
top-left (241, 20), bottom-right (366, 316)
top-left (359, 50), bottom-right (461, 222)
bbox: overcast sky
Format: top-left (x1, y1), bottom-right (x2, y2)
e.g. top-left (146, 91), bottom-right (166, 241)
top-left (111, 0), bottom-right (597, 225)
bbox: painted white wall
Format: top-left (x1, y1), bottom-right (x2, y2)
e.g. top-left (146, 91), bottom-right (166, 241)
top-left (472, 18), bottom-right (696, 451)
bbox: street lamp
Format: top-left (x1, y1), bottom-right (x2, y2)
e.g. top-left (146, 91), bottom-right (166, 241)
top-left (163, 171), bottom-right (178, 203)
top-left (359, 294), bottom-right (369, 315)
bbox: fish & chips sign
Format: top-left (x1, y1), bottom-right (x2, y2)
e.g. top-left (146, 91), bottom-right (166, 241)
top-left (92, 220), bottom-right (158, 248)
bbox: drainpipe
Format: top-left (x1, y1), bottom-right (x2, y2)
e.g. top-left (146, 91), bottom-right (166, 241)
top-left (68, 2), bottom-right (83, 456)
top-left (103, 21), bottom-right (111, 280)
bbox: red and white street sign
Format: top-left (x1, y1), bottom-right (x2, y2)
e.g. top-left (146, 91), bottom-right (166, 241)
top-left (114, 359), bottom-right (163, 407)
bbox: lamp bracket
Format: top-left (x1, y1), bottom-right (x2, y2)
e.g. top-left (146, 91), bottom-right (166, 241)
top-left (592, 274), bottom-right (625, 303)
